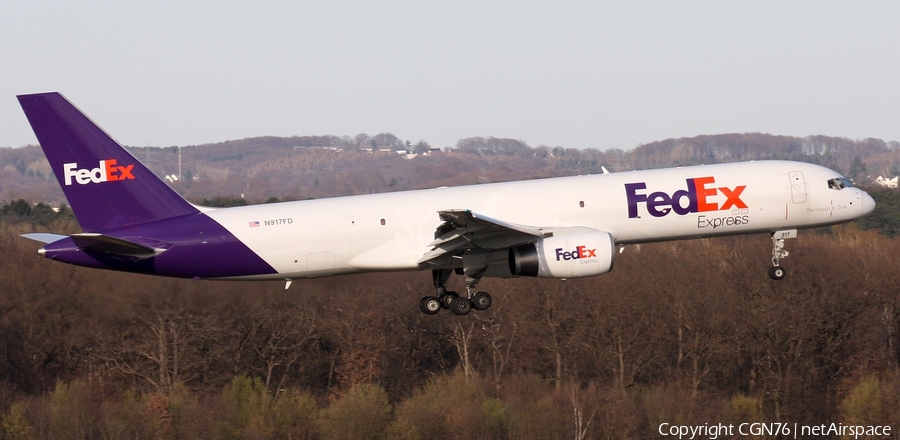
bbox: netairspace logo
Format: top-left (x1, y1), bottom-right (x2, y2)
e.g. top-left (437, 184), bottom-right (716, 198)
top-left (63, 159), bottom-right (135, 186)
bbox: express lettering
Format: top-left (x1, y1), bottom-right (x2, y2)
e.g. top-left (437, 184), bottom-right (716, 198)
top-left (698, 214), bottom-right (750, 229)
top-left (63, 159), bottom-right (135, 186)
top-left (625, 177), bottom-right (746, 218)
top-left (555, 245), bottom-right (597, 261)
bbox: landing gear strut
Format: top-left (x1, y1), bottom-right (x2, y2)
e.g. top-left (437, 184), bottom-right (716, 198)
top-left (768, 230), bottom-right (796, 281)
top-left (418, 268), bottom-right (492, 315)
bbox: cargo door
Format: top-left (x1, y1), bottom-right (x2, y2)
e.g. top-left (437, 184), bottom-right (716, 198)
top-left (789, 171), bottom-right (807, 203)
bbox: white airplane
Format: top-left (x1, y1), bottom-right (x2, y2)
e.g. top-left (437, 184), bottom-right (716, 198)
top-left (18, 92), bottom-right (875, 315)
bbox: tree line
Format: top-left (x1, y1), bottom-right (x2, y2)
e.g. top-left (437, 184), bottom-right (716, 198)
top-left (3, 132), bottom-right (900, 206)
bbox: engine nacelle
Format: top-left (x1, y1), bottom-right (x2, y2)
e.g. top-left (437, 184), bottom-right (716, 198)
top-left (508, 228), bottom-right (615, 278)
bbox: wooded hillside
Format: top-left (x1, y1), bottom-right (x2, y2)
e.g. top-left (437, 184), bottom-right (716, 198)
top-left (1, 132), bottom-right (898, 206)
top-left (0, 219), bottom-right (898, 438)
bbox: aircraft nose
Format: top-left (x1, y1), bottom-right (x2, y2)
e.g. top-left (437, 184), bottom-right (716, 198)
top-left (860, 190), bottom-right (876, 216)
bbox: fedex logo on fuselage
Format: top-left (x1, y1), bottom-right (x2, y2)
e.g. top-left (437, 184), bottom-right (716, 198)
top-left (625, 177), bottom-right (747, 218)
top-left (63, 159), bottom-right (135, 186)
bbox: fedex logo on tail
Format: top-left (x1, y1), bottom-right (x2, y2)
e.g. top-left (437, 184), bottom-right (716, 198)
top-left (63, 159), bottom-right (135, 186)
top-left (625, 177), bottom-right (747, 218)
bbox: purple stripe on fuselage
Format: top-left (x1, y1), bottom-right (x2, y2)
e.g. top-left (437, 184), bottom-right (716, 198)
top-left (40, 212), bottom-right (276, 279)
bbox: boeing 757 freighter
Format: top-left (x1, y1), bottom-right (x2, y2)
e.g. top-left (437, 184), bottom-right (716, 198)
top-left (17, 92), bottom-right (875, 315)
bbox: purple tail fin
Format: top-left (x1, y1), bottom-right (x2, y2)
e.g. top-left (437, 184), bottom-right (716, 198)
top-left (17, 92), bottom-right (198, 231)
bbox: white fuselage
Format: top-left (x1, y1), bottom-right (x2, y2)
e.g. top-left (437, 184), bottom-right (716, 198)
top-left (204, 160), bottom-right (873, 280)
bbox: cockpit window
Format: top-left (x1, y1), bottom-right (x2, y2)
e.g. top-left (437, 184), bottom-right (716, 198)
top-left (827, 177), bottom-right (854, 190)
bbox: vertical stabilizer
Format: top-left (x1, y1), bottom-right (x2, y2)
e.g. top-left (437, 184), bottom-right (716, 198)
top-left (17, 92), bottom-right (198, 231)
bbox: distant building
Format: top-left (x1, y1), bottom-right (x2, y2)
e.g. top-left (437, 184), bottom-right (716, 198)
top-left (298, 146), bottom-right (341, 151)
top-left (875, 176), bottom-right (898, 188)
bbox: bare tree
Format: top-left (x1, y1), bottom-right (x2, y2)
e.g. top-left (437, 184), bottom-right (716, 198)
top-left (248, 301), bottom-right (318, 393)
top-left (474, 297), bottom-right (518, 390)
top-left (449, 321), bottom-right (476, 381)
top-left (92, 283), bottom-right (225, 392)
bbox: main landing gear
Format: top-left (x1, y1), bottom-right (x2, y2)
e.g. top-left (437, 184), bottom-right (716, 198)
top-left (419, 269), bottom-right (492, 316)
top-left (768, 229), bottom-right (797, 281)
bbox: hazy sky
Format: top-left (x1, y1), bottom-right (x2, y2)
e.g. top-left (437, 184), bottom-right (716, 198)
top-left (2, 1), bottom-right (898, 150)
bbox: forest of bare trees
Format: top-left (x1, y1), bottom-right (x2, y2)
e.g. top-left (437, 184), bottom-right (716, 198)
top-left (0, 211), bottom-right (898, 438)
top-left (1, 133), bottom-right (899, 438)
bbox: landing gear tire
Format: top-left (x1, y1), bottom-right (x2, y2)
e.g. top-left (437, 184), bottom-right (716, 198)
top-left (449, 297), bottom-right (472, 315)
top-left (472, 291), bottom-right (492, 311)
top-left (768, 266), bottom-right (786, 281)
top-left (439, 291), bottom-right (459, 309)
top-left (419, 296), bottom-right (441, 315)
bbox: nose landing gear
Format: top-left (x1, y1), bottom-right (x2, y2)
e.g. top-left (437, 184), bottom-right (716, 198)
top-left (769, 230), bottom-right (796, 281)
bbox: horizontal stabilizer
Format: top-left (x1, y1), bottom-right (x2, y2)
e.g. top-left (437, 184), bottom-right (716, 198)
top-left (23, 232), bottom-right (166, 260)
top-left (21, 233), bottom-right (68, 244)
top-left (69, 233), bottom-right (166, 259)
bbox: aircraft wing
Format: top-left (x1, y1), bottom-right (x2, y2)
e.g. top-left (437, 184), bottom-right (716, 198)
top-left (417, 209), bottom-right (550, 266)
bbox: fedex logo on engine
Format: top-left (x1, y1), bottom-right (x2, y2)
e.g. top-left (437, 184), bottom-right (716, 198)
top-left (63, 159), bottom-right (135, 186)
top-left (625, 177), bottom-right (747, 218)
top-left (555, 245), bottom-right (597, 261)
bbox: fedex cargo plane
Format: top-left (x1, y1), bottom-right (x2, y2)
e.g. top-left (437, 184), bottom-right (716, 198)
top-left (17, 92), bottom-right (875, 316)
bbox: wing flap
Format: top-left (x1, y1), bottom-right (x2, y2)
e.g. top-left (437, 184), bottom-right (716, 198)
top-left (437, 210), bottom-right (547, 238)
top-left (418, 210), bottom-right (550, 267)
